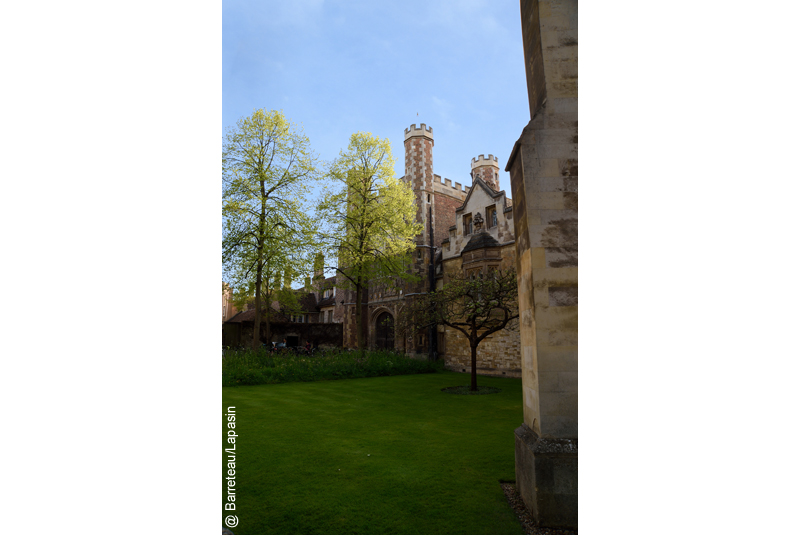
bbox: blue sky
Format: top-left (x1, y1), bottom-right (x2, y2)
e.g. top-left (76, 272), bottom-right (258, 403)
top-left (223, 0), bottom-right (530, 195)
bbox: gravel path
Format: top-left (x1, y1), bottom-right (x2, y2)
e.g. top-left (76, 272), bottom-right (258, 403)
top-left (501, 483), bottom-right (577, 535)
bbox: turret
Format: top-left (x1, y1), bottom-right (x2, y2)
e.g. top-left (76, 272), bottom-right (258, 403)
top-left (470, 154), bottom-right (500, 191)
top-left (403, 124), bottom-right (435, 250)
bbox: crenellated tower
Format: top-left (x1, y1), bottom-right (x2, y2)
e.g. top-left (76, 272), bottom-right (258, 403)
top-left (471, 154), bottom-right (500, 191)
top-left (403, 124), bottom-right (435, 252)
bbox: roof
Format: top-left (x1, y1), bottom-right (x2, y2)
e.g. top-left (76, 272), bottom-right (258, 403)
top-left (223, 292), bottom-right (318, 323)
top-left (461, 230), bottom-right (502, 254)
top-left (225, 309), bottom-right (254, 323)
top-left (298, 292), bottom-right (318, 313)
top-left (317, 296), bottom-right (336, 308)
top-left (454, 176), bottom-right (508, 213)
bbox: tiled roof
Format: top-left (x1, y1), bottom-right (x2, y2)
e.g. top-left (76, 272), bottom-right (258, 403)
top-left (225, 309), bottom-right (254, 323)
top-left (461, 230), bottom-right (502, 254)
top-left (317, 296), bottom-right (336, 308)
top-left (298, 292), bottom-right (318, 312)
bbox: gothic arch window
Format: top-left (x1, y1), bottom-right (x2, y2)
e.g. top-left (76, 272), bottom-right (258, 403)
top-left (375, 311), bottom-right (394, 349)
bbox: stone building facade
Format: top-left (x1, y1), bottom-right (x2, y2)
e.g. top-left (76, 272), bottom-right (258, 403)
top-left (322, 123), bottom-right (523, 378)
top-left (222, 283), bottom-right (238, 323)
top-left (438, 162), bottom-right (520, 377)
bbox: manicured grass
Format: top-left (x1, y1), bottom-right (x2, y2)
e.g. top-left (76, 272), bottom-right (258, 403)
top-left (222, 372), bottom-right (524, 535)
top-left (222, 348), bottom-right (444, 387)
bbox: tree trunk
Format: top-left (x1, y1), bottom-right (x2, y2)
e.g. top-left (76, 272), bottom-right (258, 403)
top-left (253, 265), bottom-right (262, 351)
top-left (263, 298), bottom-right (271, 349)
top-left (253, 182), bottom-right (266, 351)
top-left (470, 342), bottom-right (478, 391)
top-left (355, 280), bottom-right (364, 352)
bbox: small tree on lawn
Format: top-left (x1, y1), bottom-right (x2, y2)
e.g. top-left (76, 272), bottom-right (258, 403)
top-left (399, 269), bottom-right (519, 391)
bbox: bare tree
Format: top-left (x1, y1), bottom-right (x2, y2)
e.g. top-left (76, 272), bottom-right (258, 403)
top-left (399, 269), bottom-right (519, 390)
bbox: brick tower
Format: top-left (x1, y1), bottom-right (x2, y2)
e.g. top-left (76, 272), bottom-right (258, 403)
top-left (403, 124), bottom-right (435, 255)
top-left (471, 154), bottom-right (500, 191)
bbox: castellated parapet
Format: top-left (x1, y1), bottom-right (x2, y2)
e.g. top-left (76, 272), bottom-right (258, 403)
top-left (404, 123), bottom-right (434, 142)
top-left (471, 154), bottom-right (499, 170)
top-left (471, 154), bottom-right (500, 191)
top-left (433, 174), bottom-right (470, 195)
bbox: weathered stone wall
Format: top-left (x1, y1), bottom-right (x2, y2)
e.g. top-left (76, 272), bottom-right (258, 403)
top-left (439, 243), bottom-right (520, 376)
top-left (509, 0), bottom-right (577, 528)
top-left (509, 0), bottom-right (577, 440)
top-left (442, 324), bottom-right (521, 377)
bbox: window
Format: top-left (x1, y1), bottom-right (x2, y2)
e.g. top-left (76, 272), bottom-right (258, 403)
top-left (487, 206), bottom-right (497, 228)
top-left (463, 214), bottom-right (473, 235)
top-left (327, 310), bottom-right (333, 322)
top-left (427, 193), bottom-right (431, 203)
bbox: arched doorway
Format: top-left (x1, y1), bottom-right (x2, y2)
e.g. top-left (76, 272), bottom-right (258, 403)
top-left (375, 311), bottom-right (394, 350)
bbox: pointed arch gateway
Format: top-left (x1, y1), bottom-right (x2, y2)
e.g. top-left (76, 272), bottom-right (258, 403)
top-left (374, 311), bottom-right (395, 350)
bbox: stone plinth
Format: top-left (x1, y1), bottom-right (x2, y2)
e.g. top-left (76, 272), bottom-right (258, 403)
top-left (514, 423), bottom-right (578, 529)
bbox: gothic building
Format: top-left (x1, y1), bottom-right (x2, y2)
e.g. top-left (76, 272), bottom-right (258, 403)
top-left (315, 123), bottom-right (521, 377)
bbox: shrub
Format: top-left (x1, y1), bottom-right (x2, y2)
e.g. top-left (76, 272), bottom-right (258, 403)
top-left (222, 348), bottom-right (444, 387)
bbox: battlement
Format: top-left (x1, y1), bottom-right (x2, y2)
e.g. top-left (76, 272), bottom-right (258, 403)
top-left (471, 154), bottom-right (500, 169)
top-left (404, 123), bottom-right (434, 141)
top-left (432, 173), bottom-right (470, 194)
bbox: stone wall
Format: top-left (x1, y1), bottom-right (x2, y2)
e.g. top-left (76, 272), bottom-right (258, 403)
top-left (441, 325), bottom-right (521, 377)
top-left (508, 0), bottom-right (578, 440)
top-left (509, 0), bottom-right (577, 528)
top-left (438, 242), bottom-right (520, 376)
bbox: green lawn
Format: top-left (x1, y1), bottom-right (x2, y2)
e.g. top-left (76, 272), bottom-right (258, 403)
top-left (222, 372), bottom-right (525, 535)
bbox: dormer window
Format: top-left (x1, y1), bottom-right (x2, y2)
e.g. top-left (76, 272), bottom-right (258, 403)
top-left (487, 206), bottom-right (497, 228)
top-left (463, 214), bottom-right (473, 235)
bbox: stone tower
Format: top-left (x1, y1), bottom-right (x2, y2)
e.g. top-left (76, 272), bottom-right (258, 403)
top-left (471, 154), bottom-right (500, 191)
top-left (403, 123), bottom-right (435, 254)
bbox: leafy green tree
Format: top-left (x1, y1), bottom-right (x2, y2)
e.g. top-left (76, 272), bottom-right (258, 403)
top-left (317, 132), bottom-right (422, 350)
top-left (222, 109), bottom-right (320, 350)
top-left (398, 269), bottom-right (519, 390)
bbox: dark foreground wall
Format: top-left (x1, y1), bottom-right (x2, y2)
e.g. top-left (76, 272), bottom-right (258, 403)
top-left (223, 321), bottom-right (343, 349)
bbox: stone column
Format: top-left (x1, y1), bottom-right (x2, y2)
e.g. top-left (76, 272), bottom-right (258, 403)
top-left (506, 0), bottom-right (578, 529)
